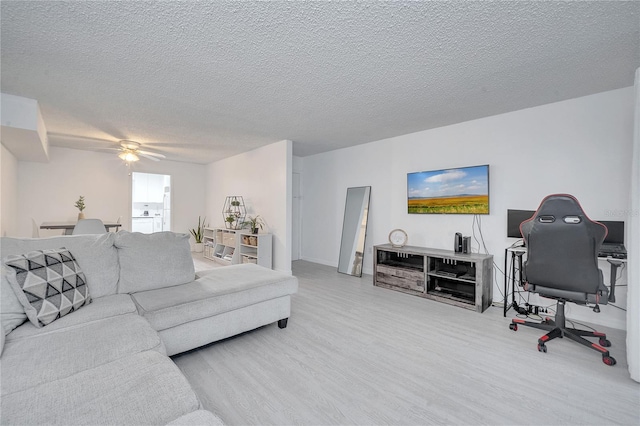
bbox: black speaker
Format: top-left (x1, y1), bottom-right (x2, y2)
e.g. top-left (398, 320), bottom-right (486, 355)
top-left (462, 236), bottom-right (471, 254)
top-left (454, 233), bottom-right (463, 253)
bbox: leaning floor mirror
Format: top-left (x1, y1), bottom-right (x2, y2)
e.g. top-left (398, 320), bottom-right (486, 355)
top-left (338, 186), bottom-right (371, 277)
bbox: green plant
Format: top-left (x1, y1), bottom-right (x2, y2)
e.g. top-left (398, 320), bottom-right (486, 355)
top-left (189, 216), bottom-right (207, 243)
top-left (243, 215), bottom-right (264, 232)
top-left (74, 196), bottom-right (86, 212)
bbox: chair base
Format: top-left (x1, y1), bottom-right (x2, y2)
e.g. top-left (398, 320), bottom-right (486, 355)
top-left (509, 300), bottom-right (616, 366)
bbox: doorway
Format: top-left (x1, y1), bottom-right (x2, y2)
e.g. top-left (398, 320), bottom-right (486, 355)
top-left (131, 172), bottom-right (171, 234)
top-left (292, 172), bottom-right (301, 261)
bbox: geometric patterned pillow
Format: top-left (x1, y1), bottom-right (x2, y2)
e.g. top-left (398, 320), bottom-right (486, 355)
top-left (3, 248), bottom-right (91, 327)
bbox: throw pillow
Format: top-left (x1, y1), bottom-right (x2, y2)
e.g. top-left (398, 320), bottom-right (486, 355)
top-left (3, 248), bottom-right (91, 327)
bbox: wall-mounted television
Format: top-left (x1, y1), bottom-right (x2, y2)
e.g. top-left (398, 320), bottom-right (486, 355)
top-left (407, 164), bottom-right (490, 214)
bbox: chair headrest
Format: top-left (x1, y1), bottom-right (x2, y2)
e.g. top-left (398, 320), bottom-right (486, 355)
top-left (521, 194), bottom-right (607, 241)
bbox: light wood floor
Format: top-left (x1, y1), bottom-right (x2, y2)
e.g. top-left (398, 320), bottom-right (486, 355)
top-left (175, 258), bottom-right (639, 425)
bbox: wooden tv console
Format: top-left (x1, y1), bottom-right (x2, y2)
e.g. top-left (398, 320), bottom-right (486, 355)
top-left (373, 244), bottom-right (493, 313)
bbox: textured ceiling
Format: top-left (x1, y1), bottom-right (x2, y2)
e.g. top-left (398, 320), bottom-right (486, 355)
top-left (1, 1), bottom-right (639, 164)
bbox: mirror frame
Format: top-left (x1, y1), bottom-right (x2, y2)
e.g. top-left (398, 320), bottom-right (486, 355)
top-left (337, 186), bottom-right (371, 277)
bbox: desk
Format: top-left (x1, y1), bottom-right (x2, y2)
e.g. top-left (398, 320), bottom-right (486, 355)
top-left (40, 221), bottom-right (122, 235)
top-left (503, 245), bottom-right (627, 316)
top-left (503, 246), bottom-right (527, 316)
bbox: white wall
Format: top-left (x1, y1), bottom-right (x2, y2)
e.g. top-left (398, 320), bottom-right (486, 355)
top-left (301, 88), bottom-right (634, 330)
top-left (1, 144), bottom-right (19, 236)
top-left (205, 140), bottom-right (292, 273)
top-left (16, 147), bottom-right (206, 240)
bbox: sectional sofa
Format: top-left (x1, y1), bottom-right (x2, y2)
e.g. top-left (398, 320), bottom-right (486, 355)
top-left (0, 231), bottom-right (298, 425)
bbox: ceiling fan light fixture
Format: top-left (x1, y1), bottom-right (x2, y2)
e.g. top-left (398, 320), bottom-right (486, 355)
top-left (118, 151), bottom-right (139, 162)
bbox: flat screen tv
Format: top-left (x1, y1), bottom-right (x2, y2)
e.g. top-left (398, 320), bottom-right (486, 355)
top-left (407, 164), bottom-right (490, 214)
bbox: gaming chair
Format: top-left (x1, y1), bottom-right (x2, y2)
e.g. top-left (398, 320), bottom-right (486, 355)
top-left (509, 194), bottom-right (616, 366)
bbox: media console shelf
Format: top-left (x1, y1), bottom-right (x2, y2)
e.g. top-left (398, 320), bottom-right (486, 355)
top-left (374, 244), bottom-right (493, 313)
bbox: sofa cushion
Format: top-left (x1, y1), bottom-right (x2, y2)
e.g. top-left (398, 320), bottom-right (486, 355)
top-left (0, 322), bottom-right (4, 356)
top-left (7, 294), bottom-right (137, 341)
top-left (4, 248), bottom-right (91, 327)
top-left (0, 350), bottom-right (201, 425)
top-left (1, 234), bottom-right (119, 298)
top-left (1, 265), bottom-right (27, 335)
top-left (167, 410), bottom-right (225, 425)
top-left (1, 313), bottom-right (165, 396)
top-left (132, 263), bottom-right (298, 332)
top-left (114, 231), bottom-right (195, 293)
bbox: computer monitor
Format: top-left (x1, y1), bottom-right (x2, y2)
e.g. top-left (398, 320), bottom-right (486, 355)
top-left (598, 220), bottom-right (624, 244)
top-left (507, 209), bottom-right (536, 238)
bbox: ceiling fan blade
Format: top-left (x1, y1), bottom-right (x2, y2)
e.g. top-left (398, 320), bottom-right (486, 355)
top-left (139, 153), bottom-right (162, 162)
top-left (137, 150), bottom-right (166, 158)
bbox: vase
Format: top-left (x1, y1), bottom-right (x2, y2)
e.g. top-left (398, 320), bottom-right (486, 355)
top-left (194, 242), bottom-right (203, 253)
top-left (78, 212), bottom-right (85, 220)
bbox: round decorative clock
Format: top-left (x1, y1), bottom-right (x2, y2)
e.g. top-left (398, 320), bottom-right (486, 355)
top-left (388, 229), bottom-right (408, 247)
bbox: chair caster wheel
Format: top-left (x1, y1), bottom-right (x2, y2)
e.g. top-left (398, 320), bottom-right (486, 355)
top-left (599, 338), bottom-right (611, 347)
top-left (602, 355), bottom-right (617, 366)
top-left (509, 323), bottom-right (518, 331)
top-left (538, 343), bottom-right (547, 353)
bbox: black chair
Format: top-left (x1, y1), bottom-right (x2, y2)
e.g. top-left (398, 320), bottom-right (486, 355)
top-left (509, 194), bottom-right (616, 366)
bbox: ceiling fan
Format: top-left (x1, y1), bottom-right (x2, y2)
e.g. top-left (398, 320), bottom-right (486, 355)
top-left (114, 140), bottom-right (166, 163)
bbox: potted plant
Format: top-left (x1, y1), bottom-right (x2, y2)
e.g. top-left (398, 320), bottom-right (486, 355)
top-left (225, 215), bottom-right (237, 229)
top-left (243, 215), bottom-right (264, 234)
top-left (189, 216), bottom-right (207, 253)
top-left (75, 196), bottom-right (86, 220)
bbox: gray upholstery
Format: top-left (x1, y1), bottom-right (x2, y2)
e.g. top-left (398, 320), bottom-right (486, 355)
top-left (1, 351), bottom-right (201, 425)
top-left (167, 410), bottom-right (225, 426)
top-left (1, 265), bottom-right (27, 335)
top-left (159, 295), bottom-right (291, 356)
top-left (1, 231), bottom-right (297, 424)
top-left (114, 231), bottom-right (195, 293)
top-left (1, 314), bottom-right (165, 395)
top-left (6, 294), bottom-right (136, 341)
top-left (133, 264), bottom-right (298, 331)
top-left (1, 234), bottom-right (120, 298)
top-left (520, 193), bottom-right (608, 304)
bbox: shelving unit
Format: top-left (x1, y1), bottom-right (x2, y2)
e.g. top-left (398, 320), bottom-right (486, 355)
top-left (203, 228), bottom-right (216, 259)
top-left (202, 228), bottom-right (238, 265)
top-left (239, 233), bottom-right (273, 268)
top-left (374, 244), bottom-right (493, 313)
top-left (202, 227), bottom-right (273, 268)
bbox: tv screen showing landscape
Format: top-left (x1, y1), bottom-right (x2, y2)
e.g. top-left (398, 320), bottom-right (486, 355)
top-left (407, 165), bottom-right (490, 214)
